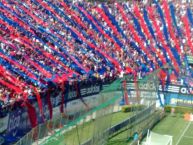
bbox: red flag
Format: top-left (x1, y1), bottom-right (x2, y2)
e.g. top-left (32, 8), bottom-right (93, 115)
top-left (25, 101), bottom-right (38, 128)
top-left (32, 86), bottom-right (44, 122)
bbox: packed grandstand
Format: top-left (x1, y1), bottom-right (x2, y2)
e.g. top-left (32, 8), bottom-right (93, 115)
top-left (0, 0), bottom-right (193, 144)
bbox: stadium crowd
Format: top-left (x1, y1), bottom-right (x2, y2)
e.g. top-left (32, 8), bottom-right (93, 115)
top-left (0, 0), bottom-right (192, 108)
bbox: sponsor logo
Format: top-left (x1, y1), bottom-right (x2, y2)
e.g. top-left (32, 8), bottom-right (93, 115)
top-left (180, 87), bottom-right (193, 95)
top-left (128, 82), bottom-right (193, 95)
top-left (80, 85), bottom-right (100, 96)
top-left (138, 82), bottom-right (156, 90)
top-left (170, 98), bottom-right (193, 106)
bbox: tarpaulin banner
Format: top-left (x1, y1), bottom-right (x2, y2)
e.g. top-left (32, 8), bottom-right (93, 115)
top-left (165, 93), bottom-right (193, 107)
top-left (5, 108), bottom-right (30, 142)
top-left (126, 81), bottom-right (193, 95)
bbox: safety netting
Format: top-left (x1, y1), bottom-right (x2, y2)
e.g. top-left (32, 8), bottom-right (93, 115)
top-left (14, 66), bottom-right (170, 145)
top-left (14, 79), bottom-right (122, 145)
top-left (124, 66), bottom-right (162, 107)
top-left (107, 68), bottom-right (164, 145)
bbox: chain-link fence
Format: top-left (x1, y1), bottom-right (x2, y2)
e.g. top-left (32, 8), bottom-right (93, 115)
top-left (15, 68), bottom-right (164, 145)
top-left (106, 69), bottom-right (162, 145)
top-left (15, 79), bottom-right (122, 145)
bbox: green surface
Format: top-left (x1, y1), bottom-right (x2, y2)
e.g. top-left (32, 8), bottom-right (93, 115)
top-left (107, 131), bottom-right (132, 145)
top-left (107, 114), bottom-right (193, 145)
top-left (151, 114), bottom-right (193, 145)
top-left (106, 110), bottom-right (160, 145)
top-left (44, 111), bottom-right (134, 145)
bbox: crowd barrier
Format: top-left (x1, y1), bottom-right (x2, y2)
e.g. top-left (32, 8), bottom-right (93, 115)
top-left (0, 79), bottom-right (104, 144)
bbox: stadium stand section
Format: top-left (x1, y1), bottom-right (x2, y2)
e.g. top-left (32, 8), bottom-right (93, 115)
top-left (0, 0), bottom-right (193, 144)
